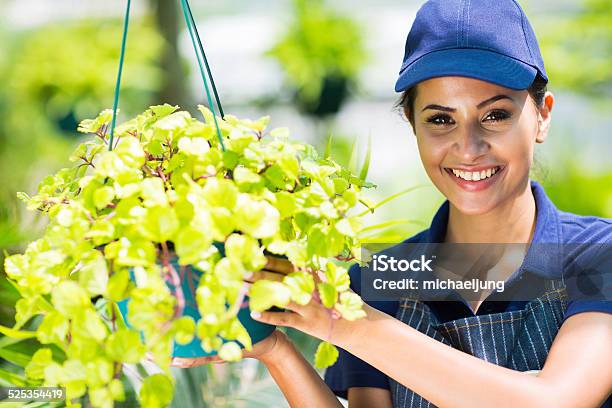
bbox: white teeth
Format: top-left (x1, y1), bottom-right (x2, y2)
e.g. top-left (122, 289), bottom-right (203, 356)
top-left (449, 167), bottom-right (500, 181)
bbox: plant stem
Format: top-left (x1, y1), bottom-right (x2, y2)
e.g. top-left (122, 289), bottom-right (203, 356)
top-left (225, 282), bottom-right (248, 319)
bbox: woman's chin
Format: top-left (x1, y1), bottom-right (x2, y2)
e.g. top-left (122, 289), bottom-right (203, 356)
top-left (443, 187), bottom-right (503, 216)
top-left (449, 199), bottom-right (499, 216)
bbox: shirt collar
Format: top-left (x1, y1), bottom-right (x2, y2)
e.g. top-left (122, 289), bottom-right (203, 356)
top-left (422, 180), bottom-right (563, 279)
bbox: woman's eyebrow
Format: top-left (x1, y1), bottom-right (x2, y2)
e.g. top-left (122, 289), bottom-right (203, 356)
top-left (421, 95), bottom-right (514, 112)
top-left (477, 94), bottom-right (513, 108)
top-left (421, 104), bottom-right (455, 113)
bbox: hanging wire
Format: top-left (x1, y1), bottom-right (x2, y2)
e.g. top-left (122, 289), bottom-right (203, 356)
top-left (108, 0), bottom-right (131, 151)
top-left (179, 0), bottom-right (226, 151)
top-left (108, 0), bottom-right (226, 151)
top-left (183, 0), bottom-right (225, 119)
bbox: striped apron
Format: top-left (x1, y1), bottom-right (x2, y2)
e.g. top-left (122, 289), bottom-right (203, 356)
top-left (390, 281), bottom-right (568, 407)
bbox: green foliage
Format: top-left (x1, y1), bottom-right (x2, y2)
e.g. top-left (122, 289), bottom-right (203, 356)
top-left (0, 18), bottom-right (163, 254)
top-left (538, 0), bottom-right (612, 98)
top-left (540, 163), bottom-right (612, 217)
top-left (266, 0), bottom-right (367, 108)
top-left (314, 340), bottom-right (338, 369)
top-left (3, 104), bottom-right (375, 407)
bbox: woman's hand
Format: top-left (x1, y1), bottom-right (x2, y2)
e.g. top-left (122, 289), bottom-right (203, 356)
top-left (169, 330), bottom-right (290, 368)
top-left (250, 298), bottom-right (356, 348)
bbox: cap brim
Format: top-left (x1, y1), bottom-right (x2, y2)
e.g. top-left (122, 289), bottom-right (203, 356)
top-left (394, 48), bottom-right (538, 92)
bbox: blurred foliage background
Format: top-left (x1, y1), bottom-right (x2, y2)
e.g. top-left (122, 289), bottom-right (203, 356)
top-left (0, 0), bottom-right (609, 406)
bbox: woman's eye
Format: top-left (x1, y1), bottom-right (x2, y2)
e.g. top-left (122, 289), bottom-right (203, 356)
top-left (484, 110), bottom-right (512, 122)
top-left (426, 114), bottom-right (454, 125)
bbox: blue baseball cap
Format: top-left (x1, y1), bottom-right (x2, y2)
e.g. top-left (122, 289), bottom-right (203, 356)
top-left (395, 0), bottom-right (548, 93)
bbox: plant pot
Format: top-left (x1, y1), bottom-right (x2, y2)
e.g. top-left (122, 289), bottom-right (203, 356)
top-left (294, 75), bottom-right (350, 118)
top-left (116, 243), bottom-right (278, 358)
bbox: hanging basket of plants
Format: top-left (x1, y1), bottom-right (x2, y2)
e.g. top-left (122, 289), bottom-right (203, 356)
top-left (0, 0), bottom-right (382, 406)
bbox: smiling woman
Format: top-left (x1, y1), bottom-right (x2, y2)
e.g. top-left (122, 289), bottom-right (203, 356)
top-left (403, 76), bottom-right (553, 222)
top-left (239, 1), bottom-right (612, 407)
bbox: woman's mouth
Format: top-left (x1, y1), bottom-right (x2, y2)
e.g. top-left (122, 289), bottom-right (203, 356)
top-left (444, 165), bottom-right (505, 191)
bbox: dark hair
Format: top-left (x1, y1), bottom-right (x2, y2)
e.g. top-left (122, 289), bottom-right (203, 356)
top-left (394, 75), bottom-right (548, 125)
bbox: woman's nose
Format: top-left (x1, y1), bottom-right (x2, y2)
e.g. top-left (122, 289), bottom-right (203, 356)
top-left (452, 125), bottom-right (489, 162)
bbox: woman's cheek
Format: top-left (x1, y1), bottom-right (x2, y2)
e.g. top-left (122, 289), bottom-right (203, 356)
top-left (416, 132), bottom-right (451, 186)
top-left (495, 125), bottom-right (535, 184)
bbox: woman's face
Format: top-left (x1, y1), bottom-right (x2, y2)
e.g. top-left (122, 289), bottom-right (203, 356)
top-left (411, 76), bottom-right (553, 215)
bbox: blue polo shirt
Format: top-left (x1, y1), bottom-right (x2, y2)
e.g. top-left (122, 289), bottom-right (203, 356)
top-left (324, 180), bottom-right (612, 405)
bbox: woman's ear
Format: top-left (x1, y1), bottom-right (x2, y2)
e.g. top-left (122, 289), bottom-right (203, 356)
top-left (404, 107), bottom-right (416, 135)
top-left (535, 92), bottom-right (554, 143)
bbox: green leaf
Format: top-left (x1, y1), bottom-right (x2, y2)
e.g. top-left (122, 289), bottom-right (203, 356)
top-left (359, 133), bottom-right (372, 181)
top-left (4, 254), bottom-right (28, 280)
top-left (218, 341), bottom-right (242, 362)
top-left (154, 111), bottom-right (191, 131)
top-left (314, 341), bottom-right (339, 369)
top-left (202, 178), bottom-right (238, 208)
top-left (233, 166), bottom-right (263, 189)
top-left (173, 316), bottom-right (196, 345)
top-left (150, 104), bottom-right (179, 118)
top-left (0, 325), bottom-right (38, 340)
top-left (107, 269), bottom-right (130, 302)
top-left (85, 218), bottom-right (115, 246)
top-left (115, 136), bottom-right (145, 168)
top-left (335, 292), bottom-right (366, 321)
top-left (317, 283), bottom-right (337, 308)
top-left (174, 227), bottom-right (212, 265)
top-left (140, 373), bottom-right (174, 408)
top-left (333, 178), bottom-right (349, 194)
top-left (224, 233), bottom-right (267, 272)
top-left (235, 195), bottom-right (280, 238)
top-left (37, 311), bottom-right (69, 344)
top-left (78, 109), bottom-right (113, 134)
top-left (51, 281), bottom-right (91, 317)
top-left (307, 225), bottom-right (344, 258)
top-left (105, 329), bottom-right (145, 364)
top-left (0, 367), bottom-right (28, 386)
top-left (249, 280), bottom-right (291, 312)
top-left (221, 319), bottom-right (252, 351)
top-left (72, 308), bottom-right (108, 342)
top-left (283, 272), bottom-right (314, 305)
top-left (78, 251), bottom-right (109, 296)
top-left (141, 206), bottom-right (179, 243)
top-left (177, 137), bottom-right (210, 156)
top-left (0, 348), bottom-right (32, 368)
top-left (324, 132), bottom-right (333, 159)
top-left (324, 263), bottom-right (350, 292)
top-left (62, 359), bottom-right (88, 399)
top-left (140, 178), bottom-right (168, 207)
top-left (93, 186), bottom-right (115, 210)
top-left (357, 186), bottom-right (425, 217)
top-left (25, 348), bottom-right (53, 380)
top-left (275, 191), bottom-right (298, 218)
top-left (263, 164), bottom-right (290, 190)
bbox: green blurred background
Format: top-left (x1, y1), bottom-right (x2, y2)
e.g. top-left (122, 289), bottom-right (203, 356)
top-left (0, 0), bottom-right (610, 406)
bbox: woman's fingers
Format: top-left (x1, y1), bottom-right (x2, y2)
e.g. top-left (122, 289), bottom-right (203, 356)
top-left (170, 355), bottom-right (223, 368)
top-left (244, 269), bottom-right (286, 283)
top-left (251, 309), bottom-right (300, 328)
top-left (282, 300), bottom-right (308, 314)
top-left (264, 256), bottom-right (295, 275)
